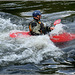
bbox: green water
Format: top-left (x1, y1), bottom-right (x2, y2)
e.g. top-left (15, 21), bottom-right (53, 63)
top-left (0, 1), bottom-right (75, 16)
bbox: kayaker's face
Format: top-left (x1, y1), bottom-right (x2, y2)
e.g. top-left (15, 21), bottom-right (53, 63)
top-left (34, 15), bottom-right (41, 20)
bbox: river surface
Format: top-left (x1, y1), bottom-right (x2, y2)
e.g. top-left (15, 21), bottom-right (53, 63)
top-left (0, 1), bottom-right (75, 74)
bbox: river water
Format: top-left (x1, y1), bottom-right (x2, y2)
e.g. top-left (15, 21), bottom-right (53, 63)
top-left (0, 1), bottom-right (75, 74)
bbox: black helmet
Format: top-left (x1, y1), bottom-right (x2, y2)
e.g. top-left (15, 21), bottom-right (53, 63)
top-left (32, 10), bottom-right (41, 17)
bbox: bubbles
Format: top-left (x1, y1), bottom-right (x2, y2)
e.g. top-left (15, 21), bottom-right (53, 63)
top-left (0, 34), bottom-right (64, 65)
top-left (0, 18), bottom-right (16, 32)
top-left (50, 23), bottom-right (65, 35)
top-left (0, 16), bottom-right (65, 66)
top-left (0, 18), bottom-right (24, 32)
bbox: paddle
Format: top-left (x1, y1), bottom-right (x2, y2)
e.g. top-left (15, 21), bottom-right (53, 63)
top-left (50, 19), bottom-right (61, 30)
top-left (53, 19), bottom-right (61, 26)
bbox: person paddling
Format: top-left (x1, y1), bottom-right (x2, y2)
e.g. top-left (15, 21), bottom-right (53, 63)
top-left (29, 10), bottom-right (54, 35)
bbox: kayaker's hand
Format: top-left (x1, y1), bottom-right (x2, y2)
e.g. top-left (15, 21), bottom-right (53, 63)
top-left (50, 27), bottom-right (55, 30)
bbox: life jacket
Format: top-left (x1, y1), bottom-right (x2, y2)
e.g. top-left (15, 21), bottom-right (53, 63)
top-left (29, 20), bottom-right (51, 35)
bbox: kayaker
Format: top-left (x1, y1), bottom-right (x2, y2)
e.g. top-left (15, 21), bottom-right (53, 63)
top-left (29, 10), bottom-right (54, 35)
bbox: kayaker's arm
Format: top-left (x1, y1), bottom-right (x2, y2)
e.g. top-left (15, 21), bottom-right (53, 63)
top-left (43, 24), bottom-right (55, 32)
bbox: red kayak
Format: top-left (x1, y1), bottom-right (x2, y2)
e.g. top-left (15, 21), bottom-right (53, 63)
top-left (9, 31), bottom-right (75, 43)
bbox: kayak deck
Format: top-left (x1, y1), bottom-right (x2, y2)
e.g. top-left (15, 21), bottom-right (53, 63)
top-left (9, 31), bottom-right (75, 43)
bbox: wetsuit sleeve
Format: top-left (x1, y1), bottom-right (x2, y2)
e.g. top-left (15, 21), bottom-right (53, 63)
top-left (43, 24), bottom-right (51, 32)
top-left (41, 22), bottom-right (51, 32)
top-left (45, 26), bottom-right (51, 32)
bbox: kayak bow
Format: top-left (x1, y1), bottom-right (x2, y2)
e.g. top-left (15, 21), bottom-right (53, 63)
top-left (50, 32), bottom-right (75, 42)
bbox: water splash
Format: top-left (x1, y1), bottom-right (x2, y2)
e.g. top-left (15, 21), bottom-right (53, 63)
top-left (0, 34), bottom-right (64, 65)
top-left (0, 17), bottom-right (64, 65)
top-left (50, 23), bottom-right (66, 35)
top-left (0, 18), bottom-right (23, 32)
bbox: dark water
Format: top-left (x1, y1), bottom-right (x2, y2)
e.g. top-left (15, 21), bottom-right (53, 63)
top-left (0, 1), bottom-right (75, 74)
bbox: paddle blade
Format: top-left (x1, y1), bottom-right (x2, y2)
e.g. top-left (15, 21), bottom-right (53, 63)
top-left (54, 19), bottom-right (61, 25)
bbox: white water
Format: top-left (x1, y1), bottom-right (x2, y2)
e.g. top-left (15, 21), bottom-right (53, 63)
top-left (0, 17), bottom-right (64, 65)
top-left (50, 23), bottom-right (65, 35)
